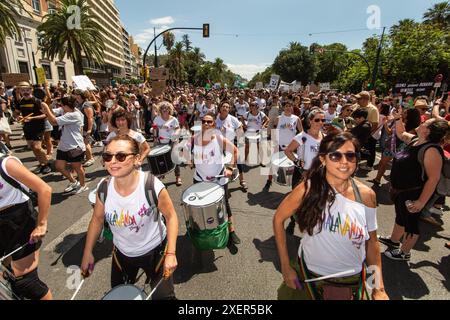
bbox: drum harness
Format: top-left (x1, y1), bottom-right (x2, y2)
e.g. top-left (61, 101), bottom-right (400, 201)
top-left (97, 172), bottom-right (168, 287)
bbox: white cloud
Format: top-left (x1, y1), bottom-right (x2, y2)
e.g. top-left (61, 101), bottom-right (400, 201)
top-left (150, 16), bottom-right (175, 26)
top-left (134, 26), bottom-right (171, 45)
top-left (226, 63), bottom-right (270, 81)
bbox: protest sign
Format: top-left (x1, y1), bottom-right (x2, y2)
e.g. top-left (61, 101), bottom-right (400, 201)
top-left (72, 75), bottom-right (96, 91)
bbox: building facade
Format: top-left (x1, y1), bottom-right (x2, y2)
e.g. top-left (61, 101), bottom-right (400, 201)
top-left (0, 0), bottom-right (75, 86)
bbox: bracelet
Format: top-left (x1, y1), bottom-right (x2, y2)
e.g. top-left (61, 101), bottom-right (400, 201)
top-left (165, 252), bottom-right (176, 256)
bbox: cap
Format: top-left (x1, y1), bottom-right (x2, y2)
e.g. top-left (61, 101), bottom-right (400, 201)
top-left (17, 81), bottom-right (31, 88)
top-left (355, 91), bottom-right (370, 99)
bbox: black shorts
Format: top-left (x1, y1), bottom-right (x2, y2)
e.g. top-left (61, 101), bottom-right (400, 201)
top-left (56, 149), bottom-right (85, 163)
top-left (394, 189), bottom-right (423, 235)
top-left (23, 126), bottom-right (44, 142)
top-left (0, 202), bottom-right (42, 261)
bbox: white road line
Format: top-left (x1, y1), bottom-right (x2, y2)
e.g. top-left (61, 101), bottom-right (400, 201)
top-left (43, 209), bottom-right (93, 253)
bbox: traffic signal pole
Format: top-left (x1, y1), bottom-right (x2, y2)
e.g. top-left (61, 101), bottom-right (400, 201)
top-left (370, 27), bottom-right (386, 91)
top-left (142, 25), bottom-right (209, 81)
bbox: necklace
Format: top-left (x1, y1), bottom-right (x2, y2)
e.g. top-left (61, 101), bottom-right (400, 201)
top-left (331, 179), bottom-right (350, 195)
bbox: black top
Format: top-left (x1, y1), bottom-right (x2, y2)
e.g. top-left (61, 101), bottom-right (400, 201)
top-left (17, 97), bottom-right (45, 132)
top-left (390, 140), bottom-right (440, 190)
top-left (351, 120), bottom-right (372, 145)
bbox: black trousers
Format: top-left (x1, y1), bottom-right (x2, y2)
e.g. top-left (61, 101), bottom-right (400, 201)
top-left (110, 240), bottom-right (175, 300)
top-left (364, 136), bottom-right (377, 167)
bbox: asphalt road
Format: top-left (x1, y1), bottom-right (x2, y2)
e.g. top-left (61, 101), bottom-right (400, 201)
top-left (3, 124), bottom-right (449, 300)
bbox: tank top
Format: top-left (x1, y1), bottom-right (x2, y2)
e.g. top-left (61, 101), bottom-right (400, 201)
top-left (193, 137), bottom-right (228, 185)
top-left (17, 97), bottom-right (45, 131)
top-left (0, 156), bottom-right (29, 210)
top-left (390, 140), bottom-right (439, 190)
top-left (276, 114), bottom-right (299, 149)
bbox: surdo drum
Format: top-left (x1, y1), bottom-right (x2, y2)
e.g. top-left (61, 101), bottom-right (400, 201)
top-left (271, 152), bottom-right (295, 187)
top-left (147, 145), bottom-right (175, 176)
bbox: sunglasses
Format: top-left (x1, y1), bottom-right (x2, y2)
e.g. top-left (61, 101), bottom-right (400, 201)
top-left (202, 120), bottom-right (214, 125)
top-left (314, 118), bottom-right (326, 123)
top-left (327, 152), bottom-right (358, 163)
top-left (102, 152), bottom-right (136, 162)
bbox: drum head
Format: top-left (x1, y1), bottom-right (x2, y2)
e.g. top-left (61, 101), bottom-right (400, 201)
top-left (245, 131), bottom-right (261, 140)
top-left (88, 188), bottom-right (97, 206)
top-left (102, 285), bottom-right (146, 300)
top-left (150, 145), bottom-right (171, 156)
top-left (182, 182), bottom-right (224, 207)
top-left (271, 152), bottom-right (294, 168)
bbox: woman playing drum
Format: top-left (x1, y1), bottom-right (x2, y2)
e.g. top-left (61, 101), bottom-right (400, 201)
top-left (191, 113), bottom-right (241, 247)
top-left (105, 109), bottom-right (150, 166)
top-left (153, 102), bottom-right (182, 186)
top-left (274, 132), bottom-right (388, 300)
top-left (81, 134), bottom-right (178, 299)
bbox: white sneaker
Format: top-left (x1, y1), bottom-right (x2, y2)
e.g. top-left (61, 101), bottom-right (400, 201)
top-left (64, 181), bottom-right (80, 193)
top-left (429, 207), bottom-right (444, 217)
top-left (75, 185), bottom-right (89, 195)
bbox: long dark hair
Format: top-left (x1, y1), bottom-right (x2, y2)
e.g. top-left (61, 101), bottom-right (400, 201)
top-left (295, 132), bottom-right (360, 236)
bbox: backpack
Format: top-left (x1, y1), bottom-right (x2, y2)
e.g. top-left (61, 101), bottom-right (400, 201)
top-left (96, 171), bottom-right (163, 224)
top-left (0, 156), bottom-right (39, 207)
top-left (417, 143), bottom-right (450, 196)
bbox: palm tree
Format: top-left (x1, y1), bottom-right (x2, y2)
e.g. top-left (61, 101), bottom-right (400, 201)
top-left (37, 0), bottom-right (105, 75)
top-left (172, 42), bottom-right (185, 83)
top-left (423, 2), bottom-right (450, 29)
top-left (182, 34), bottom-right (192, 52)
top-left (0, 0), bottom-right (29, 45)
top-left (163, 32), bottom-right (175, 51)
top-left (212, 58), bottom-right (226, 82)
top-left (189, 47), bottom-right (205, 64)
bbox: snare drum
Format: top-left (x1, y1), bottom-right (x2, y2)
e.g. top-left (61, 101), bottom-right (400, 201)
top-left (102, 285), bottom-right (146, 300)
top-left (147, 145), bottom-right (175, 176)
top-left (271, 152), bottom-right (295, 187)
top-left (181, 182), bottom-right (227, 230)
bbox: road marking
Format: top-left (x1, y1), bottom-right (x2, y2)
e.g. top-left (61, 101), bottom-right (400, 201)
top-left (43, 209), bottom-right (93, 253)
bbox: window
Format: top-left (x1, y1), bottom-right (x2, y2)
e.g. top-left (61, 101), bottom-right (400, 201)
top-left (32, 0), bottom-right (41, 13)
top-left (57, 66), bottom-right (66, 81)
top-left (42, 64), bottom-right (52, 79)
top-left (18, 61), bottom-right (29, 74)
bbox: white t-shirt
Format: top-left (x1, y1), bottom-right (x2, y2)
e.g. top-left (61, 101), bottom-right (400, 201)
top-left (0, 156), bottom-right (29, 209)
top-left (244, 111), bottom-right (266, 131)
top-left (276, 114), bottom-right (300, 149)
top-left (216, 114), bottom-right (241, 141)
top-left (193, 137), bottom-right (227, 186)
top-left (153, 116), bottom-right (180, 144)
top-left (234, 102), bottom-right (249, 118)
top-left (199, 105), bottom-right (217, 118)
top-left (56, 111), bottom-right (86, 152)
top-left (102, 171), bottom-right (166, 257)
top-left (324, 110), bottom-right (338, 123)
top-left (299, 192), bottom-right (377, 276)
top-left (293, 132), bottom-right (322, 170)
top-left (106, 130), bottom-right (146, 145)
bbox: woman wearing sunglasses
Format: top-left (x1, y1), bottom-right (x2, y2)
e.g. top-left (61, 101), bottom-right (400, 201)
top-left (105, 109), bottom-right (150, 166)
top-left (242, 101), bottom-right (269, 163)
top-left (191, 113), bottom-right (241, 248)
top-left (274, 132), bottom-right (388, 300)
top-left (81, 134), bottom-right (178, 299)
top-left (41, 96), bottom-right (88, 194)
top-left (153, 101), bottom-right (182, 186)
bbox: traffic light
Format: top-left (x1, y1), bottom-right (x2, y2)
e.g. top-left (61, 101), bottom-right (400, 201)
top-left (203, 24), bottom-right (210, 38)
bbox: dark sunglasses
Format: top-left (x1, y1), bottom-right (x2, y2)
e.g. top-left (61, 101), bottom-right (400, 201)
top-left (102, 152), bottom-right (136, 162)
top-left (328, 152), bottom-right (358, 163)
top-left (314, 118), bottom-right (326, 123)
top-left (202, 120), bottom-right (214, 125)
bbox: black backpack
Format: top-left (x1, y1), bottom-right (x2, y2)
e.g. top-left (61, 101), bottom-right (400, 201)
top-left (0, 156), bottom-right (39, 207)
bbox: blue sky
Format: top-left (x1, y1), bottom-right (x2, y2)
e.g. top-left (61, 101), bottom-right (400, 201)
top-left (115, 0), bottom-right (443, 80)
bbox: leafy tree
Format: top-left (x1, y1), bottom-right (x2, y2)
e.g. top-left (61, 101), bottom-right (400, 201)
top-left (314, 43), bottom-right (349, 83)
top-left (37, 0), bottom-right (105, 75)
top-left (163, 32), bottom-right (175, 51)
top-left (182, 34), bottom-right (192, 52)
top-left (272, 42), bottom-right (318, 84)
top-left (0, 0), bottom-right (29, 45)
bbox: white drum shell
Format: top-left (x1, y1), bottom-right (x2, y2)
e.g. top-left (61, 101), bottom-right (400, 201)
top-left (102, 284), bottom-right (146, 300)
top-left (271, 152), bottom-right (295, 187)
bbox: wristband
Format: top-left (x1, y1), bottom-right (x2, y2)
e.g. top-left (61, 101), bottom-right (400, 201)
top-left (165, 252), bottom-right (176, 256)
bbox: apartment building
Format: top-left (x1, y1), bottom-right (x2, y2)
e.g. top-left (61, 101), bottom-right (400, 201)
top-left (0, 0), bottom-right (75, 86)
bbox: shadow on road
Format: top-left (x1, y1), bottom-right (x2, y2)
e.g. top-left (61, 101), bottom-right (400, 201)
top-left (381, 255), bottom-right (430, 300)
top-left (409, 254), bottom-right (450, 293)
top-left (173, 233), bottom-right (219, 285)
top-left (247, 191), bottom-right (288, 210)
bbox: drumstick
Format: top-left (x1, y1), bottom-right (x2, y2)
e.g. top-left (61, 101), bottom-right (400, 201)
top-left (304, 269), bottom-right (355, 283)
top-left (145, 277), bottom-right (165, 300)
top-left (0, 239), bottom-right (35, 263)
top-left (18, 113), bottom-right (34, 123)
top-left (194, 185), bottom-right (222, 200)
top-left (70, 279), bottom-right (85, 300)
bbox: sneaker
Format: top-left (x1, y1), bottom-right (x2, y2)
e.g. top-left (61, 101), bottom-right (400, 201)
top-left (83, 158), bottom-right (95, 167)
top-left (64, 181), bottom-right (80, 193)
top-left (229, 231), bottom-right (241, 245)
top-left (75, 185), bottom-right (89, 195)
top-left (359, 164), bottom-right (373, 171)
top-left (263, 180), bottom-right (272, 192)
top-left (286, 220), bottom-right (296, 235)
top-left (384, 248), bottom-right (410, 261)
top-left (377, 236), bottom-right (400, 249)
top-left (40, 165), bottom-right (52, 174)
top-left (429, 207), bottom-right (444, 217)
